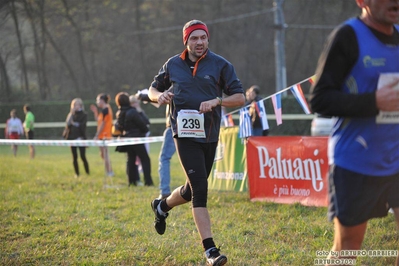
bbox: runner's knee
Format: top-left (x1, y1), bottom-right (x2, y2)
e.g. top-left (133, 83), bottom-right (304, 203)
top-left (190, 178), bottom-right (208, 208)
top-left (180, 184), bottom-right (192, 201)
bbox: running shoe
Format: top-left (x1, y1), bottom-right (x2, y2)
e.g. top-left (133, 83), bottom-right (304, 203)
top-left (206, 247), bottom-right (227, 266)
top-left (151, 199), bottom-right (168, 235)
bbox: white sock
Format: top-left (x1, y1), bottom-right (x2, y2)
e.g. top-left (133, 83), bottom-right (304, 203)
top-left (157, 202), bottom-right (167, 216)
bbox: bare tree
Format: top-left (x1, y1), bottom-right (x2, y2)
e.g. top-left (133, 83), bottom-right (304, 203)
top-left (9, 0), bottom-right (29, 93)
top-left (84, 0), bottom-right (97, 89)
top-left (60, 0), bottom-right (94, 94)
top-left (23, 0), bottom-right (50, 99)
top-left (134, 0), bottom-right (148, 85)
top-left (0, 0), bottom-right (359, 102)
top-left (43, 24), bottom-right (81, 94)
top-left (37, 0), bottom-right (51, 98)
top-left (0, 52), bottom-right (11, 101)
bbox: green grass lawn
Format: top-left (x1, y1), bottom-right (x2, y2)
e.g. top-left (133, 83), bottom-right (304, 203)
top-left (0, 144), bottom-right (398, 265)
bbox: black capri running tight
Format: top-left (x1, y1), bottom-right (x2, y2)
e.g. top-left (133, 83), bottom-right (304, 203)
top-left (71, 146), bottom-right (89, 176)
top-left (174, 138), bottom-right (218, 208)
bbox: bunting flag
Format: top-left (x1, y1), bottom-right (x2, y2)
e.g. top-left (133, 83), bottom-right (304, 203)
top-left (225, 76), bottom-right (315, 130)
top-left (255, 101), bottom-right (269, 130)
top-left (290, 84), bottom-right (311, 114)
top-left (308, 75), bottom-right (316, 85)
top-left (223, 114), bottom-right (235, 127)
top-left (239, 108), bottom-right (252, 138)
top-left (271, 94), bottom-right (283, 125)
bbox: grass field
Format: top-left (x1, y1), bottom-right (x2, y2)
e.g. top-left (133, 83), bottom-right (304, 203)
top-left (0, 143), bottom-right (398, 265)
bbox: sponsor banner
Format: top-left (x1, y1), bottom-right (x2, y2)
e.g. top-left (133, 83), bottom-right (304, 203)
top-left (247, 136), bottom-right (329, 207)
top-left (209, 126), bottom-right (247, 192)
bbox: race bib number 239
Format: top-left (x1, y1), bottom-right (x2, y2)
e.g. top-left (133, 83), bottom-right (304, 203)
top-left (177, 109), bottom-right (206, 138)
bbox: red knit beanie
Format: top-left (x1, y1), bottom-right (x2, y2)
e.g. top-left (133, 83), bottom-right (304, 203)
top-left (183, 23), bottom-right (209, 45)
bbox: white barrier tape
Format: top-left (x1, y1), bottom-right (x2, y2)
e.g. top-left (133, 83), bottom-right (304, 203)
top-left (105, 136), bottom-right (164, 147)
top-left (0, 136), bottom-right (164, 147)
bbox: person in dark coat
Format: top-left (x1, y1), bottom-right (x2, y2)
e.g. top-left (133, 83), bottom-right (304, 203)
top-left (245, 85), bottom-right (269, 136)
top-left (114, 92), bottom-right (153, 186)
top-left (64, 98), bottom-right (89, 177)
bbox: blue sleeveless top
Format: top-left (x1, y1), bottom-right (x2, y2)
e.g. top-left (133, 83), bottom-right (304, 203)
top-left (329, 18), bottom-right (399, 176)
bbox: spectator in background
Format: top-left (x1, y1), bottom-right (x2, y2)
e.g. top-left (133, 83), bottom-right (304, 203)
top-left (130, 94), bottom-right (151, 151)
top-left (90, 93), bottom-right (113, 177)
top-left (64, 98), bottom-right (89, 178)
top-left (245, 85), bottom-right (269, 136)
top-left (136, 90), bottom-right (175, 199)
top-left (23, 104), bottom-right (35, 159)
top-left (130, 94), bottom-right (152, 186)
top-left (114, 92), bottom-right (153, 186)
top-left (157, 105), bottom-right (175, 199)
top-left (5, 109), bottom-right (24, 157)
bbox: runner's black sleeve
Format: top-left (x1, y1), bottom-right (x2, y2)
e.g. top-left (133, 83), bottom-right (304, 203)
top-left (310, 25), bottom-right (379, 117)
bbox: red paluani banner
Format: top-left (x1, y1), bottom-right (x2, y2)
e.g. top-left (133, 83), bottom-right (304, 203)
top-left (247, 136), bottom-right (329, 207)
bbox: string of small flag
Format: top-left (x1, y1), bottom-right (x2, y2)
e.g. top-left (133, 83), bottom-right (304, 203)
top-left (224, 75), bottom-right (316, 138)
top-left (239, 108), bottom-right (252, 138)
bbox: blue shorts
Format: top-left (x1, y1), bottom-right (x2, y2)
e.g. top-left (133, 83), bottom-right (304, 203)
top-left (328, 165), bottom-right (399, 226)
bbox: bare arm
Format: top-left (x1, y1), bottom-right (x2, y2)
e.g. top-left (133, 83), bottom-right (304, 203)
top-left (94, 121), bottom-right (105, 140)
top-left (90, 104), bottom-right (98, 121)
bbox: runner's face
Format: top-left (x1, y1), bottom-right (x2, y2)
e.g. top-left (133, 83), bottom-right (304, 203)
top-left (363, 0), bottom-right (399, 25)
top-left (186, 29), bottom-right (208, 61)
